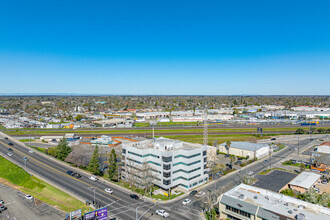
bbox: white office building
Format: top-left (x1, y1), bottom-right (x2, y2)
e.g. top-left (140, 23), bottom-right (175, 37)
top-left (121, 137), bottom-right (208, 190)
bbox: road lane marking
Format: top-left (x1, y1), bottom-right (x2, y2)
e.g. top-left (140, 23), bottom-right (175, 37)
top-left (0, 140), bottom-right (121, 201)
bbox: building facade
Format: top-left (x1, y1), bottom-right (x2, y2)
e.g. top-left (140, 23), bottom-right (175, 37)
top-left (121, 137), bottom-right (208, 190)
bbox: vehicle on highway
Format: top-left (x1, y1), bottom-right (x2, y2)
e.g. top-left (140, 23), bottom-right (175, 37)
top-left (25, 195), bottom-right (33, 200)
top-left (247, 171), bottom-right (254, 176)
top-left (7, 152), bottom-right (12, 157)
top-left (105, 188), bottom-right (113, 194)
top-left (189, 190), bottom-right (198, 197)
top-left (195, 191), bottom-right (205, 198)
top-left (182, 199), bottom-right (191, 205)
top-left (271, 138), bottom-right (276, 140)
top-left (23, 156), bottom-right (28, 161)
top-left (8, 148), bottom-right (13, 152)
top-left (89, 176), bottom-right (98, 181)
top-left (28, 150), bottom-right (34, 153)
top-left (130, 194), bottom-right (139, 200)
top-left (264, 160), bottom-right (269, 163)
top-left (155, 210), bottom-right (169, 218)
top-left (73, 173), bottom-right (81, 178)
top-left (8, 142), bottom-right (13, 146)
top-left (4, 137), bottom-right (8, 140)
top-left (67, 170), bottom-right (74, 175)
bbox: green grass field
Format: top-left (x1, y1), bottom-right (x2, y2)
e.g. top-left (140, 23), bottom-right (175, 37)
top-left (4, 126), bottom-right (324, 136)
top-left (0, 156), bottom-right (89, 214)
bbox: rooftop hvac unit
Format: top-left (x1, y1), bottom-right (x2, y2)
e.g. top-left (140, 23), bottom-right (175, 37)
top-left (238, 194), bottom-right (245, 199)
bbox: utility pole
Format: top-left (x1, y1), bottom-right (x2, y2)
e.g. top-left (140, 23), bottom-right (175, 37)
top-left (269, 145), bottom-right (272, 170)
top-left (203, 106), bottom-right (208, 146)
top-left (297, 136), bottom-right (300, 155)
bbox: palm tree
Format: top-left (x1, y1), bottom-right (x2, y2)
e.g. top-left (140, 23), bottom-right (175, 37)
top-left (225, 141), bottom-right (231, 155)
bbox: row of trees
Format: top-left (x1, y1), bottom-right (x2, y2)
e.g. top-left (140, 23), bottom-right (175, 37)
top-left (296, 128), bottom-right (330, 134)
top-left (281, 188), bottom-right (330, 207)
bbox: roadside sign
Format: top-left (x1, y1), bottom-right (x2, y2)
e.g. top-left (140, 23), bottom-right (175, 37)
top-left (70, 209), bottom-right (82, 219)
top-left (84, 207), bottom-right (107, 220)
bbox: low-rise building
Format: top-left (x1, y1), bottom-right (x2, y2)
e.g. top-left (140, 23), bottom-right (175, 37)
top-left (218, 184), bottom-right (330, 220)
top-left (218, 142), bottom-right (269, 159)
top-left (281, 171), bottom-right (321, 193)
top-left (121, 137), bottom-right (208, 190)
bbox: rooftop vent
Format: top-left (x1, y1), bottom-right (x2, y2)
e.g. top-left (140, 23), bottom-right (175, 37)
top-left (298, 205), bottom-right (305, 209)
top-left (253, 196), bottom-right (258, 199)
top-left (284, 202), bottom-right (288, 206)
top-left (238, 194), bottom-right (244, 199)
top-left (288, 210), bottom-right (293, 214)
top-left (265, 196), bottom-right (269, 200)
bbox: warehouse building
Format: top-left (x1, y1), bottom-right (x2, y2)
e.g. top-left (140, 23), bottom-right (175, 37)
top-left (218, 142), bottom-right (269, 159)
top-left (218, 184), bottom-right (330, 220)
top-left (282, 171), bottom-right (321, 193)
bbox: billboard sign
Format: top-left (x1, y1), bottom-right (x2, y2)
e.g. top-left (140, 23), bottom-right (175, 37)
top-left (70, 209), bottom-right (82, 219)
top-left (84, 207), bottom-right (108, 220)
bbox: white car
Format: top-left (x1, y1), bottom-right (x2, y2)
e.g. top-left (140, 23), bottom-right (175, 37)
top-left (182, 199), bottom-right (191, 205)
top-left (105, 188), bottom-right (113, 194)
top-left (89, 176), bottom-right (98, 181)
top-left (7, 152), bottom-right (13, 157)
top-left (156, 210), bottom-right (169, 218)
top-left (25, 195), bottom-right (33, 200)
top-left (195, 191), bottom-right (205, 198)
top-left (247, 171), bottom-right (254, 176)
top-left (29, 150), bottom-right (34, 153)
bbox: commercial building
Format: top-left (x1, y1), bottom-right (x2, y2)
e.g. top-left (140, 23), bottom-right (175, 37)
top-left (90, 135), bottom-right (113, 146)
top-left (281, 171), bottom-right (321, 193)
top-left (218, 184), bottom-right (330, 220)
top-left (121, 137), bottom-right (208, 190)
top-left (218, 142), bottom-right (269, 159)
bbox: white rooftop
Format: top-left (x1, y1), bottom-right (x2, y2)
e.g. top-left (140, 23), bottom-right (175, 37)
top-left (289, 171), bottom-right (321, 189)
top-left (222, 184), bottom-right (330, 220)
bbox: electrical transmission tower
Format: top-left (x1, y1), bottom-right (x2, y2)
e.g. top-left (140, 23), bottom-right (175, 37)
top-left (203, 106), bottom-right (208, 146)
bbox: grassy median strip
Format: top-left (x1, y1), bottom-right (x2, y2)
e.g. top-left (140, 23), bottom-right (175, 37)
top-left (0, 156), bottom-right (89, 214)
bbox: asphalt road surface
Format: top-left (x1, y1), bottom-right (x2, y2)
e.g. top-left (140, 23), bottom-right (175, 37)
top-left (0, 132), bottom-right (319, 220)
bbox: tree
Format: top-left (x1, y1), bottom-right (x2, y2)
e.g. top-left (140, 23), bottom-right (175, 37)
top-left (56, 138), bottom-right (72, 161)
top-left (75, 114), bottom-right (83, 121)
top-left (318, 193), bottom-right (330, 207)
top-left (241, 175), bottom-right (255, 185)
top-left (304, 188), bottom-right (319, 204)
top-left (229, 155), bottom-right (236, 165)
top-left (317, 128), bottom-right (326, 134)
top-left (295, 128), bottom-right (305, 134)
top-left (225, 141), bottom-right (231, 155)
top-left (108, 149), bottom-right (117, 181)
top-left (299, 163), bottom-right (306, 173)
top-left (140, 162), bottom-right (159, 195)
top-left (88, 145), bottom-right (100, 175)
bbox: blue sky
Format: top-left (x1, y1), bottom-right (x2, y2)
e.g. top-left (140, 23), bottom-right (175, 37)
top-left (0, 0), bottom-right (329, 95)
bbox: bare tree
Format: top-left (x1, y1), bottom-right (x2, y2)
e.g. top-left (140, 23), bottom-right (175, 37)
top-left (123, 156), bottom-right (139, 189)
top-left (140, 162), bottom-right (159, 195)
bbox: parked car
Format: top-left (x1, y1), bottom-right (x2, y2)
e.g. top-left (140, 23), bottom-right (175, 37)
top-left (235, 161), bottom-right (243, 165)
top-left (130, 194), bottom-right (139, 200)
top-left (182, 199), bottom-right (191, 205)
top-left (105, 188), bottom-right (113, 194)
top-left (189, 190), bottom-right (198, 196)
top-left (7, 152), bottom-right (12, 157)
top-left (73, 173), bottom-right (81, 178)
top-left (89, 176), bottom-right (98, 181)
top-left (322, 179), bottom-right (328, 184)
top-left (67, 170), bottom-right (74, 175)
top-left (224, 154), bottom-right (230, 158)
top-left (25, 195), bottom-right (33, 200)
top-left (196, 191), bottom-right (205, 198)
top-left (314, 188), bottom-right (320, 193)
top-left (247, 171), bottom-right (254, 176)
top-left (155, 210), bottom-right (169, 218)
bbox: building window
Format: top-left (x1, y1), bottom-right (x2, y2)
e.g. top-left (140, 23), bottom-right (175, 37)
top-left (163, 179), bottom-right (171, 185)
top-left (226, 214), bottom-right (241, 220)
top-left (204, 157), bottom-right (207, 163)
top-left (162, 156), bottom-right (172, 163)
top-left (163, 172), bottom-right (171, 178)
top-left (173, 160), bottom-right (201, 166)
top-left (143, 154), bottom-right (160, 158)
top-left (174, 153), bottom-right (201, 159)
top-left (173, 167), bottom-right (201, 174)
top-left (203, 150), bottom-right (207, 156)
top-left (188, 174), bottom-right (201, 181)
top-left (204, 164), bottom-right (207, 169)
top-left (225, 205), bottom-right (251, 218)
top-left (128, 151), bottom-right (142, 157)
top-left (163, 164), bottom-right (171, 170)
top-left (122, 149), bottom-right (126, 154)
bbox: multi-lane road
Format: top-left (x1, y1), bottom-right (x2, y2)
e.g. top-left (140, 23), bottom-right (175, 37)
top-left (0, 132), bottom-right (320, 220)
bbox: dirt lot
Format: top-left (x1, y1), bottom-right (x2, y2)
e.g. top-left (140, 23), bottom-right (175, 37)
top-left (0, 183), bottom-right (66, 220)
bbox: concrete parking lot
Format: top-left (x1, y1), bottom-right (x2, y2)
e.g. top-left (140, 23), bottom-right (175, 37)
top-left (0, 183), bottom-right (66, 220)
top-left (254, 170), bottom-right (297, 192)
